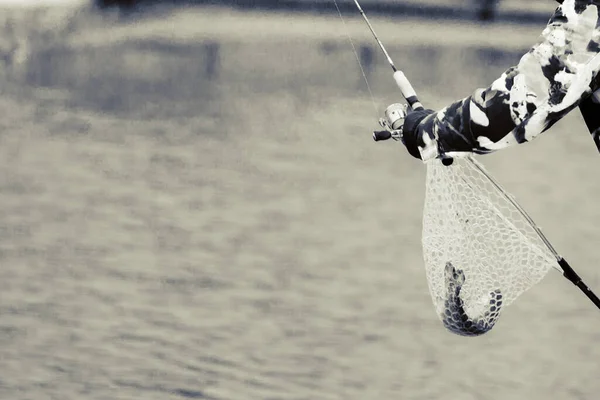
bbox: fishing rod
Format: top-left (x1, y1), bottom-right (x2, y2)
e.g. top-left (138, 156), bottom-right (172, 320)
top-left (346, 0), bottom-right (423, 142)
top-left (351, 0), bottom-right (423, 112)
top-left (350, 0), bottom-right (600, 312)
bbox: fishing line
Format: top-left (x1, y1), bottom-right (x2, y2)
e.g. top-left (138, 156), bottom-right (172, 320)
top-left (332, 0), bottom-right (379, 117)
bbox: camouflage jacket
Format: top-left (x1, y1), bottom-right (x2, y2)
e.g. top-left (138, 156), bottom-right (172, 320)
top-left (417, 0), bottom-right (600, 161)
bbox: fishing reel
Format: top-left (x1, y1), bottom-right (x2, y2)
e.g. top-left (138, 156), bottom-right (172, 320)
top-left (373, 102), bottom-right (407, 142)
top-left (373, 101), bottom-right (451, 164)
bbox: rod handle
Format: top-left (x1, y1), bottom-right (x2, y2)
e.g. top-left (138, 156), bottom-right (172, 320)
top-left (393, 70), bottom-right (423, 111)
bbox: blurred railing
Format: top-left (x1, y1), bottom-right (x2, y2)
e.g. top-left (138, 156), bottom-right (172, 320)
top-left (0, 0), bottom-right (555, 110)
top-left (94, 0), bottom-right (556, 23)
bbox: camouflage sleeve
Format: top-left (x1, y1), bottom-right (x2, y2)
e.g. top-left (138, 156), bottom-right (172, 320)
top-left (417, 0), bottom-right (600, 160)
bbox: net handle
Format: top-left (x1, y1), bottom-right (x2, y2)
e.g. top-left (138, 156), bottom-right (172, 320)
top-left (465, 156), bottom-right (600, 311)
top-left (559, 258), bottom-right (600, 309)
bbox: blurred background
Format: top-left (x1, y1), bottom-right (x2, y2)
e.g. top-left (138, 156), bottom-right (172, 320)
top-left (1, 1), bottom-right (600, 399)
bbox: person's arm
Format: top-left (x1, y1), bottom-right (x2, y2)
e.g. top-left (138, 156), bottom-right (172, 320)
top-left (403, 0), bottom-right (600, 161)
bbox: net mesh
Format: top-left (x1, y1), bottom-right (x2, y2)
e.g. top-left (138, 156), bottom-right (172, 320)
top-left (421, 156), bottom-right (558, 336)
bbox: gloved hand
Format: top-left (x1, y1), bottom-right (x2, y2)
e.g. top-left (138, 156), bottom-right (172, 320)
top-left (401, 108), bottom-right (435, 160)
top-left (402, 108), bottom-right (454, 165)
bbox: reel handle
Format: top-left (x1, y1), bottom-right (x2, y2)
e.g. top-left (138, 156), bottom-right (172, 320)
top-left (373, 130), bottom-right (392, 141)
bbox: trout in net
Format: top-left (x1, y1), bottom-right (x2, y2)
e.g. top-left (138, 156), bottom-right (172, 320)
top-left (441, 262), bottom-right (503, 336)
top-left (423, 157), bottom-right (558, 337)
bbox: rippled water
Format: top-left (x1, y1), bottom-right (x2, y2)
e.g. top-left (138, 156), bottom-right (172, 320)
top-left (1, 6), bottom-right (600, 400)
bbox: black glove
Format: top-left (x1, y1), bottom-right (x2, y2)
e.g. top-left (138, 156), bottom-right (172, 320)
top-left (402, 108), bottom-right (454, 165)
top-left (402, 108), bottom-right (435, 160)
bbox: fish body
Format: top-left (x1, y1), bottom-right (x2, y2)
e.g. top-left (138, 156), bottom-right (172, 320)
top-left (441, 262), bottom-right (502, 337)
